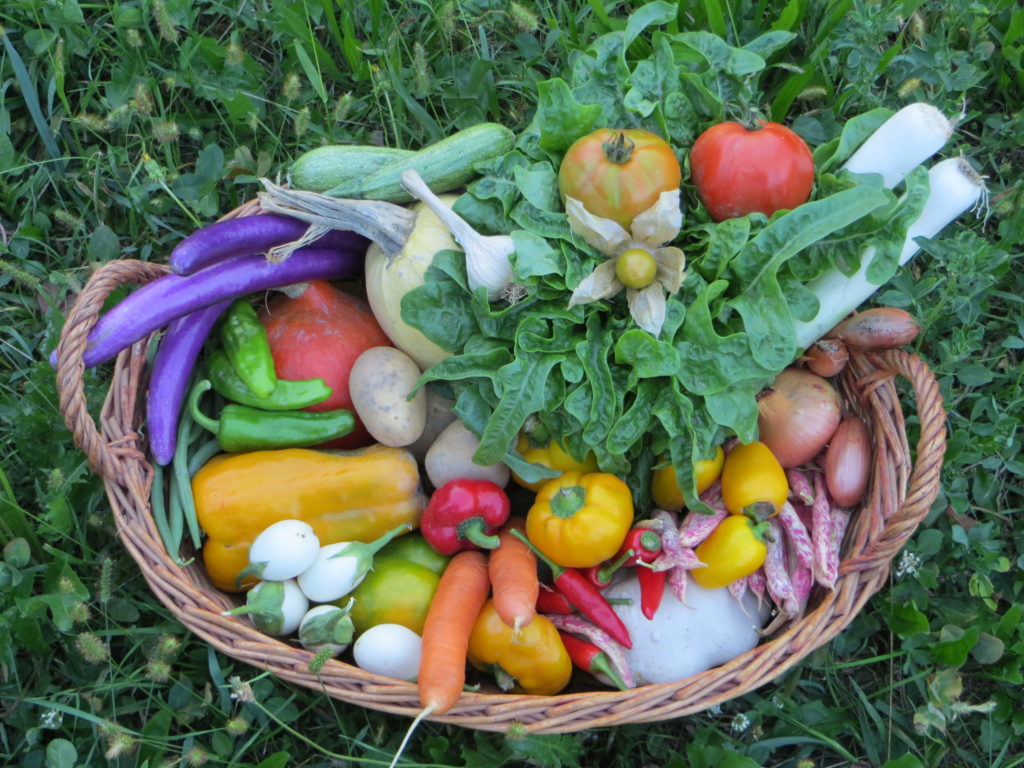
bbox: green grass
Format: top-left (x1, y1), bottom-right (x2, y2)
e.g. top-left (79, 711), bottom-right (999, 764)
top-left (2, 1), bottom-right (1022, 766)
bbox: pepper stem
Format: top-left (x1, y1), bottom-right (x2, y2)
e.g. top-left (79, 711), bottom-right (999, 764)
top-left (188, 379), bottom-right (220, 435)
top-left (589, 652), bottom-right (629, 691)
top-left (492, 666), bottom-right (517, 693)
top-left (509, 527), bottom-right (564, 579)
top-left (457, 517), bottom-right (501, 549)
top-left (742, 501), bottom-right (778, 520)
top-left (596, 547), bottom-right (636, 584)
top-left (550, 485), bottom-right (586, 519)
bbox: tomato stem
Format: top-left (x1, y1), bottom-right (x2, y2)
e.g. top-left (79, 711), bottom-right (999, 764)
top-left (601, 132), bottom-right (635, 165)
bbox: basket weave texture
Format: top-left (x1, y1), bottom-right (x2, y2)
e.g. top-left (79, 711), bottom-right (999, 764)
top-left (54, 201), bottom-right (947, 734)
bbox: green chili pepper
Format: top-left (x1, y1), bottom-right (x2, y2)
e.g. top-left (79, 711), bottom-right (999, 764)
top-left (220, 299), bottom-right (277, 398)
top-left (207, 348), bottom-right (332, 411)
top-left (188, 379), bottom-right (354, 453)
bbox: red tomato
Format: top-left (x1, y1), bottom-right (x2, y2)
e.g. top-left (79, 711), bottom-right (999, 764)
top-left (558, 128), bottom-right (681, 230)
top-left (688, 121), bottom-right (814, 222)
top-left (260, 281), bottom-right (392, 449)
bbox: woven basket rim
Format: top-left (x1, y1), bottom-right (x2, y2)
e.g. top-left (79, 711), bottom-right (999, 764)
top-left (53, 204), bottom-right (947, 733)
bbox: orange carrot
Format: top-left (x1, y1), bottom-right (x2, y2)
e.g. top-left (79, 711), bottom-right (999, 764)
top-left (417, 549), bottom-right (490, 715)
top-left (489, 517), bottom-right (538, 631)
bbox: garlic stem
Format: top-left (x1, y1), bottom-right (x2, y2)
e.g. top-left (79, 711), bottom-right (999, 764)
top-left (400, 169), bottom-right (515, 300)
top-left (258, 179), bottom-right (415, 262)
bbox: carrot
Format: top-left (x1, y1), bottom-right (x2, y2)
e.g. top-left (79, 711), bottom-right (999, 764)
top-left (417, 549), bottom-right (490, 715)
top-left (489, 517), bottom-right (538, 632)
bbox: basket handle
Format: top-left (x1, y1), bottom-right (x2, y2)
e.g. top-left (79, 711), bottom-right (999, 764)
top-left (55, 259), bottom-right (170, 481)
top-left (840, 348), bottom-right (947, 574)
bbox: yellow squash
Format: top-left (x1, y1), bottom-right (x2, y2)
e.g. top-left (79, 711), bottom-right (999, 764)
top-left (194, 445), bottom-right (427, 592)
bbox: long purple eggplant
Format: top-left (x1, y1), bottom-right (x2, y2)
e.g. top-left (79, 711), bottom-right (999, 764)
top-left (58, 246), bottom-right (363, 369)
top-left (169, 214), bottom-right (368, 275)
top-left (147, 301), bottom-right (231, 465)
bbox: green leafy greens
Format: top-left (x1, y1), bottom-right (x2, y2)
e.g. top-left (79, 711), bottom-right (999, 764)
top-left (401, 9), bottom-right (917, 512)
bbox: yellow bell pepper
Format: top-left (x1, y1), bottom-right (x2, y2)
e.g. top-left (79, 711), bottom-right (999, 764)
top-left (512, 434), bottom-right (598, 492)
top-left (650, 445), bottom-right (725, 510)
top-left (720, 441), bottom-right (788, 516)
top-left (525, 471), bottom-right (633, 568)
top-left (468, 599), bottom-right (572, 695)
top-left (193, 445), bottom-right (426, 592)
top-left (691, 515), bottom-right (768, 589)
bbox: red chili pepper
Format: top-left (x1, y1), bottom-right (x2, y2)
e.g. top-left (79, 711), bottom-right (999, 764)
top-left (511, 529), bottom-right (632, 649)
top-left (636, 565), bottom-right (666, 619)
top-left (536, 585), bottom-right (574, 614)
top-left (420, 478), bottom-right (510, 555)
top-left (620, 527), bottom-right (662, 565)
top-left (558, 632), bottom-right (629, 690)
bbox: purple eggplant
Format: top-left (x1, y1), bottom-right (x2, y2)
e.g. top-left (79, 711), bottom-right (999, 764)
top-left (147, 301), bottom-right (231, 465)
top-left (169, 214), bottom-right (368, 275)
top-left (56, 246), bottom-right (363, 369)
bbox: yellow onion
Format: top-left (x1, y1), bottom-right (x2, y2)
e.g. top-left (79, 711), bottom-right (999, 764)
top-left (756, 367), bottom-right (841, 468)
top-left (824, 416), bottom-right (872, 507)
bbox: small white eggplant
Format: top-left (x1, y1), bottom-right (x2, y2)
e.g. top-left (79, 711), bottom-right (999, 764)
top-left (298, 603), bottom-right (355, 657)
top-left (242, 519), bottom-right (321, 583)
top-left (223, 579), bottom-right (309, 636)
top-left (352, 623), bottom-right (422, 681)
top-left (296, 523), bottom-right (411, 603)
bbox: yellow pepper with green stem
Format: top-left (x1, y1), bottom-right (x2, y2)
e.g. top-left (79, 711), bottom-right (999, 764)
top-left (193, 445), bottom-right (427, 592)
top-left (720, 441), bottom-right (788, 516)
top-left (468, 599), bottom-right (572, 695)
top-left (512, 433), bottom-right (599, 492)
top-left (525, 471), bottom-right (633, 568)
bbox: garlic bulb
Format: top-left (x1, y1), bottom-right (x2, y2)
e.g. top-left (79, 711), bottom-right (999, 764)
top-left (400, 169), bottom-right (515, 300)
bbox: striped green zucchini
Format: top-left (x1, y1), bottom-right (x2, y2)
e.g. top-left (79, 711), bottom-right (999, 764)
top-left (289, 145), bottom-right (415, 193)
top-left (325, 123), bottom-right (516, 203)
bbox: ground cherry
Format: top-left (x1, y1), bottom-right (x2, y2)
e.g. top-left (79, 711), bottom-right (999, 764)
top-left (615, 248), bottom-right (658, 289)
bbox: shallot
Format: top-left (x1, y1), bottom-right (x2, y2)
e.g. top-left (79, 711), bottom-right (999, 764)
top-left (825, 415), bottom-right (872, 507)
top-left (802, 338), bottom-right (849, 377)
top-left (826, 307), bottom-right (919, 350)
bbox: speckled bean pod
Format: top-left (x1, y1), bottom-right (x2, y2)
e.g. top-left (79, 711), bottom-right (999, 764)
top-left (829, 507), bottom-right (851, 573)
top-left (651, 546), bottom-right (704, 573)
top-left (548, 614), bottom-right (636, 688)
top-left (777, 501), bottom-right (815, 570)
top-left (788, 565), bottom-right (814, 617)
top-left (667, 565), bottom-right (688, 604)
top-left (812, 473), bottom-right (837, 590)
top-left (677, 507), bottom-right (729, 548)
top-left (728, 576), bottom-right (749, 604)
top-left (747, 568), bottom-right (767, 606)
top-left (764, 519), bottom-right (796, 611)
top-left (786, 468), bottom-right (815, 505)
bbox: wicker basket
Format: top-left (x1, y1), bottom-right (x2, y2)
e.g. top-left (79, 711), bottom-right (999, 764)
top-left (53, 201), bottom-right (947, 734)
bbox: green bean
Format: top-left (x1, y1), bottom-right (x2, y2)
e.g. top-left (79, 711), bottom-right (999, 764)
top-left (167, 468), bottom-right (185, 560)
top-left (188, 437), bottom-right (222, 477)
top-left (150, 463), bottom-right (179, 559)
top-left (173, 384), bottom-right (203, 549)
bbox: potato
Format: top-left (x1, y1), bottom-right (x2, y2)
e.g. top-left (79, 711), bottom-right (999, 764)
top-left (406, 385), bottom-right (458, 464)
top-left (348, 347), bottom-right (426, 447)
top-left (425, 420), bottom-right (510, 489)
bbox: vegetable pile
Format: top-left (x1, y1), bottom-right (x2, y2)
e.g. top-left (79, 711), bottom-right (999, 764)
top-left (59, 17), bottom-right (987, 720)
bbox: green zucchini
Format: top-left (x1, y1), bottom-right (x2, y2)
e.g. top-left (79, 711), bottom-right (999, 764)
top-left (325, 123), bottom-right (516, 203)
top-left (289, 145), bottom-right (415, 194)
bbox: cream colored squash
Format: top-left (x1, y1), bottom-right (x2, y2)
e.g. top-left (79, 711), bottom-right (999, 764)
top-left (364, 196), bottom-right (461, 371)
